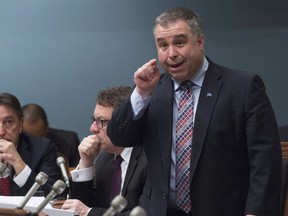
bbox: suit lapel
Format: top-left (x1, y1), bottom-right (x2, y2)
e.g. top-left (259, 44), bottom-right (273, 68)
top-left (190, 61), bottom-right (223, 180)
top-left (121, 147), bottom-right (142, 195)
top-left (153, 75), bottom-right (174, 177)
top-left (17, 136), bottom-right (31, 166)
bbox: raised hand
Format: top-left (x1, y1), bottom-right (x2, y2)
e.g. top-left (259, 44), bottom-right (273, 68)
top-left (134, 59), bottom-right (160, 97)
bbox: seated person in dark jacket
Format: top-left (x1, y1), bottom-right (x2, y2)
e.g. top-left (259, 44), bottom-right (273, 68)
top-left (279, 125), bottom-right (288, 141)
top-left (21, 103), bottom-right (80, 167)
top-left (61, 86), bottom-right (148, 216)
top-left (0, 92), bottom-right (60, 197)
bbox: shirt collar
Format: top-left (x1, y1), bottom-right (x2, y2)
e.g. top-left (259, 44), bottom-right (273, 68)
top-left (116, 147), bottom-right (133, 164)
top-left (173, 56), bottom-right (209, 91)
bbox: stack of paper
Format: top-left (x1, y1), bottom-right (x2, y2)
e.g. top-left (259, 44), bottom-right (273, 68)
top-left (0, 196), bottom-right (74, 216)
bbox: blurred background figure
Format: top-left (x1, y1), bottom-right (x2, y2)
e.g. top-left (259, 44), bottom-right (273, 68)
top-left (0, 92), bottom-right (60, 196)
top-left (21, 103), bottom-right (80, 167)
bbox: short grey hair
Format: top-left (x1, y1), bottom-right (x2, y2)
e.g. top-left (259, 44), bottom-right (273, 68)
top-left (153, 7), bottom-right (203, 38)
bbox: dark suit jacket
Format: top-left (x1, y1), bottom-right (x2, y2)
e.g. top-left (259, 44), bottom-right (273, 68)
top-left (10, 132), bottom-right (60, 196)
top-left (279, 125), bottom-right (288, 141)
top-left (71, 147), bottom-right (148, 216)
top-left (46, 128), bottom-right (80, 167)
top-left (108, 58), bottom-right (282, 216)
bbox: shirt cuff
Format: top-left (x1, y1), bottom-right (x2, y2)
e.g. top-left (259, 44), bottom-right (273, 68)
top-left (70, 166), bottom-right (94, 182)
top-left (87, 208), bottom-right (93, 215)
top-left (131, 89), bottom-right (151, 117)
top-left (13, 165), bottom-right (32, 187)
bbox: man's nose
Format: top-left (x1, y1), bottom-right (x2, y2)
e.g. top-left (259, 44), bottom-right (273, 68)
top-left (90, 122), bottom-right (100, 134)
top-left (168, 46), bottom-right (178, 59)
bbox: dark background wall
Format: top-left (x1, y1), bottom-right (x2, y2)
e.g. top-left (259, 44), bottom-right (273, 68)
top-left (1, 0), bottom-right (288, 139)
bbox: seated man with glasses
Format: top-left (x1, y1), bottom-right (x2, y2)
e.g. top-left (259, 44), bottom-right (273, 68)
top-left (61, 86), bottom-right (148, 216)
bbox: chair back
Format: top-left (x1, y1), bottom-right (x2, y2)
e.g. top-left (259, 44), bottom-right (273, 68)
top-left (281, 142), bottom-right (288, 216)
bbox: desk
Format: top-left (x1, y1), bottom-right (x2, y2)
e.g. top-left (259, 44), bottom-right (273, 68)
top-left (0, 208), bottom-right (47, 216)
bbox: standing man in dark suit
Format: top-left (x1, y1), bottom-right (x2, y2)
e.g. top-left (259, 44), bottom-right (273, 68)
top-left (61, 86), bottom-right (148, 216)
top-left (21, 103), bottom-right (80, 167)
top-left (107, 7), bottom-right (282, 216)
top-left (0, 92), bottom-right (60, 196)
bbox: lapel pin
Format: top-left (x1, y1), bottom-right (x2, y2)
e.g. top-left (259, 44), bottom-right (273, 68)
top-left (206, 92), bottom-right (212, 97)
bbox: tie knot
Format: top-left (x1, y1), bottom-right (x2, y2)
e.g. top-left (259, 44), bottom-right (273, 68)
top-left (179, 80), bottom-right (193, 91)
top-left (115, 155), bottom-right (123, 165)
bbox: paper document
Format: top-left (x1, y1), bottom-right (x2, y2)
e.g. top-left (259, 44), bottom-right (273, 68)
top-left (0, 196), bottom-right (74, 216)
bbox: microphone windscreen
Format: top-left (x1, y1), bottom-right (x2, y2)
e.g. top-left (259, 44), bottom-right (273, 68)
top-left (129, 206), bottom-right (147, 216)
top-left (35, 172), bottom-right (49, 185)
top-left (56, 156), bottom-right (66, 166)
top-left (52, 179), bottom-right (66, 194)
top-left (111, 195), bottom-right (128, 212)
top-left (0, 163), bottom-right (7, 175)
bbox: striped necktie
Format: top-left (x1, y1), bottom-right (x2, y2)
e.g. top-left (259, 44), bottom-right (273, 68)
top-left (175, 80), bottom-right (193, 213)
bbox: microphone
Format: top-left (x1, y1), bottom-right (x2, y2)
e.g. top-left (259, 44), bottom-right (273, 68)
top-left (0, 162), bottom-right (10, 178)
top-left (56, 156), bottom-right (70, 187)
top-left (0, 163), bottom-right (6, 175)
top-left (17, 172), bottom-right (48, 209)
top-left (102, 195), bottom-right (128, 216)
top-left (129, 206), bottom-right (147, 216)
top-left (35, 180), bottom-right (66, 214)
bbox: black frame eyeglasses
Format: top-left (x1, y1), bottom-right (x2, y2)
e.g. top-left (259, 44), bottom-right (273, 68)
top-left (91, 117), bottom-right (110, 129)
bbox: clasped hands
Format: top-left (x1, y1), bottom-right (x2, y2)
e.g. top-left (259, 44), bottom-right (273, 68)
top-left (0, 139), bottom-right (26, 175)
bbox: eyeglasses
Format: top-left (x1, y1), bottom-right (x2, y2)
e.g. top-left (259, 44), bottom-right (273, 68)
top-left (91, 117), bottom-right (110, 129)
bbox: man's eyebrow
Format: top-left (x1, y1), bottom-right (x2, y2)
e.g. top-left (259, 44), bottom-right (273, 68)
top-left (156, 34), bottom-right (187, 43)
top-left (3, 115), bottom-right (15, 119)
top-left (156, 38), bottom-right (165, 43)
top-left (173, 34), bottom-right (187, 39)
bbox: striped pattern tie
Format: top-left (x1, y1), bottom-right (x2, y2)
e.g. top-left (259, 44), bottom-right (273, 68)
top-left (176, 81), bottom-right (193, 213)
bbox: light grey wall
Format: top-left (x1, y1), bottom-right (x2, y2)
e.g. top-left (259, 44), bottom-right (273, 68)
top-left (1, 0), bottom-right (288, 139)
